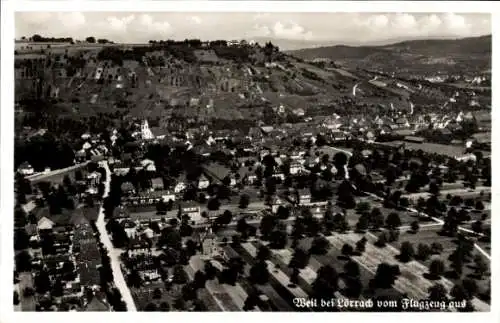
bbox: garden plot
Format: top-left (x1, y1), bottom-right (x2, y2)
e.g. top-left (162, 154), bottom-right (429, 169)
top-left (188, 256), bottom-right (240, 311)
top-left (223, 245), bottom-right (293, 311)
top-left (328, 232), bottom-right (490, 311)
top-left (241, 242), bottom-right (308, 300)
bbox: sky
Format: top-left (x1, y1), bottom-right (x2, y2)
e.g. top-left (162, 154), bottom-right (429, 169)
top-left (15, 12), bottom-right (491, 49)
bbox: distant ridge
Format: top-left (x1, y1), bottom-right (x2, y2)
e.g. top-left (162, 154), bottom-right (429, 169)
top-left (286, 35), bottom-right (492, 60)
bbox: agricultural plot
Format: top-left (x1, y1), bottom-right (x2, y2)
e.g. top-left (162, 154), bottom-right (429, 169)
top-left (18, 272), bottom-right (36, 311)
top-left (358, 229), bottom-right (490, 311)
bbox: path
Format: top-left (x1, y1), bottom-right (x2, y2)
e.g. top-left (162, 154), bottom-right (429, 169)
top-left (95, 161), bottom-right (137, 311)
top-left (352, 83), bottom-right (359, 97)
top-left (26, 161), bottom-right (90, 182)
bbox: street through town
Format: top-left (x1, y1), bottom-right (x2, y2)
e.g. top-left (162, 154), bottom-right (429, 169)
top-left (95, 161), bottom-right (137, 311)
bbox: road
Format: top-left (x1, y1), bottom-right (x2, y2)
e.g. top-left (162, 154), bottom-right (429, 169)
top-left (95, 161), bottom-right (137, 311)
top-left (26, 161), bottom-right (90, 183)
top-left (352, 83), bottom-right (359, 97)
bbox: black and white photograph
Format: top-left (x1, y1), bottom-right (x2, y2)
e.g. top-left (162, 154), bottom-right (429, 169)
top-left (1, 1), bottom-right (495, 317)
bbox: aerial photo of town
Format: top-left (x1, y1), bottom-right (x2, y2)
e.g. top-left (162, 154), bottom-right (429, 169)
top-left (12, 11), bottom-right (491, 312)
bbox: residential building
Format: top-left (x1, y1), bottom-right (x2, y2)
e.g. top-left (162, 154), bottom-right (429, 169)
top-left (18, 162), bottom-right (34, 175)
top-left (179, 201), bottom-right (201, 222)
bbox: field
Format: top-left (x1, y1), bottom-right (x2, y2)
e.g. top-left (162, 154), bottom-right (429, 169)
top-left (381, 141), bottom-right (488, 159)
top-left (387, 226), bottom-right (491, 305)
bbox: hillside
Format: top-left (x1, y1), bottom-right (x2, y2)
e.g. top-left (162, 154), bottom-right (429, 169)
top-left (14, 38), bottom-right (490, 128)
top-left (288, 35), bottom-right (491, 76)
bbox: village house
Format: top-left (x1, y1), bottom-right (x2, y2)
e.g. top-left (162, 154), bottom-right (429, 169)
top-left (179, 201), bottom-right (201, 222)
top-left (151, 177), bottom-right (164, 191)
top-left (289, 160), bottom-right (303, 175)
top-left (174, 176), bottom-right (187, 193)
top-left (121, 182), bottom-right (136, 196)
top-left (113, 162), bottom-right (131, 176)
top-left (298, 189), bottom-right (312, 206)
top-left (198, 174), bottom-right (210, 190)
top-left (123, 219), bottom-right (138, 239)
top-left (141, 159), bottom-right (156, 172)
top-left (123, 190), bottom-right (176, 206)
top-left (18, 161), bottom-right (35, 176)
top-left (269, 196), bottom-right (284, 214)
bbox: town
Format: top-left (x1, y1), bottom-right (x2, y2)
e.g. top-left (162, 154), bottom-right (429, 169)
top-left (13, 28), bottom-right (491, 312)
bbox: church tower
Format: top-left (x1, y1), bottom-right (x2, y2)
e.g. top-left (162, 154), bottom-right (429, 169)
top-left (141, 120), bottom-right (154, 140)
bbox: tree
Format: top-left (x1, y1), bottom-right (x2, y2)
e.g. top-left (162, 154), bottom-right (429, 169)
top-left (207, 198), bottom-right (221, 211)
top-left (269, 230), bottom-right (288, 249)
top-left (341, 244), bottom-right (354, 257)
top-left (173, 297), bottom-right (186, 310)
top-left (416, 243), bottom-right (431, 261)
top-left (372, 263), bottom-right (397, 289)
top-left (398, 241), bottom-right (415, 263)
top-left (159, 302), bottom-right (170, 311)
top-left (127, 270), bottom-right (142, 288)
top-left (371, 208), bottom-right (385, 231)
top-left (374, 232), bottom-right (387, 247)
top-left (52, 278), bottom-right (64, 297)
top-left (309, 236), bottom-right (330, 255)
top-left (428, 259), bottom-right (445, 279)
top-left (193, 270), bottom-right (207, 289)
top-left (145, 303), bottom-right (158, 311)
top-left (204, 262), bottom-right (217, 280)
top-left (249, 261), bottom-right (270, 285)
top-left (344, 260), bottom-right (360, 278)
top-left (86, 36), bottom-right (96, 43)
top-left (356, 214), bottom-right (369, 233)
top-left (173, 265), bottom-right (188, 284)
top-left (34, 269), bottom-right (51, 294)
top-left (181, 283), bottom-right (197, 301)
top-left (14, 229), bottom-right (30, 251)
top-left (277, 205), bottom-right (290, 220)
top-left (344, 277), bottom-right (363, 299)
top-left (239, 194), bottom-right (250, 209)
top-left (14, 207), bottom-right (27, 228)
top-left (387, 229), bottom-right (400, 242)
top-left (333, 213), bottom-right (349, 232)
top-left (156, 200), bottom-right (167, 214)
top-left (428, 283), bottom-right (448, 302)
top-left (430, 242), bottom-right (443, 255)
top-left (356, 202), bottom-right (371, 214)
top-left (449, 250), bottom-right (464, 277)
top-left (259, 215), bottom-right (277, 240)
top-left (15, 250), bottom-right (32, 272)
top-left (257, 245), bottom-right (271, 262)
top-left (410, 221), bottom-right (420, 233)
top-left (385, 212), bottom-right (401, 229)
top-left (450, 283), bottom-right (468, 301)
top-left (355, 237), bottom-right (367, 254)
top-left (243, 293), bottom-right (258, 311)
top-left (462, 278), bottom-right (478, 300)
top-left (289, 248), bottom-right (309, 270)
top-left (474, 255), bottom-right (488, 278)
top-left (153, 288), bottom-right (163, 299)
top-left (471, 220), bottom-right (483, 235)
top-left (14, 291), bottom-right (20, 306)
top-left (217, 210), bottom-right (233, 226)
top-left (312, 265), bottom-right (339, 299)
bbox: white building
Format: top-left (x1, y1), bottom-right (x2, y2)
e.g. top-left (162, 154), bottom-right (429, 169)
top-left (141, 120), bottom-right (155, 140)
top-left (18, 162), bottom-right (34, 176)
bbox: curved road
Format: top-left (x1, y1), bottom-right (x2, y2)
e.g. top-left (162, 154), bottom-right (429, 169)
top-left (95, 161), bottom-right (137, 311)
